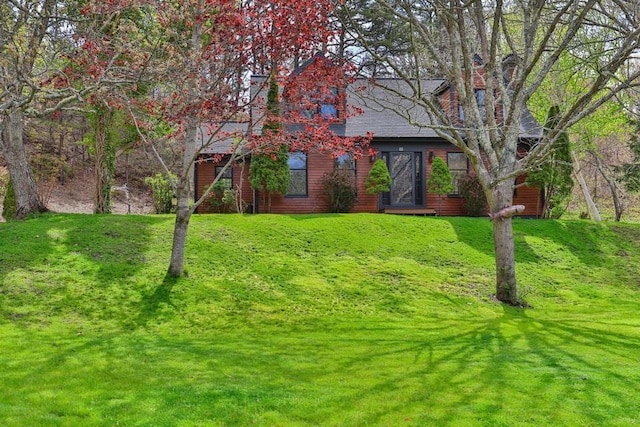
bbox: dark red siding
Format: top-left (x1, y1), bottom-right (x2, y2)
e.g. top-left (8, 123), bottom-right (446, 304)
top-left (195, 152), bottom-right (378, 214)
top-left (195, 157), bottom-right (254, 213)
top-left (195, 149), bottom-right (541, 216)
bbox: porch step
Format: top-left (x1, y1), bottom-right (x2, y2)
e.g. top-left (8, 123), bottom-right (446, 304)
top-left (384, 208), bottom-right (437, 216)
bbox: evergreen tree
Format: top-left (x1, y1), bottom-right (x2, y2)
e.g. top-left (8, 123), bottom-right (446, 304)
top-left (364, 159), bottom-right (391, 194)
top-left (526, 105), bottom-right (573, 219)
top-left (2, 178), bottom-right (17, 221)
top-left (249, 74), bottom-right (290, 212)
top-left (617, 118), bottom-right (640, 193)
top-left (427, 156), bottom-right (454, 215)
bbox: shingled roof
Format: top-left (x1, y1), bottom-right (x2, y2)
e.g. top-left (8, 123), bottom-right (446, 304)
top-left (344, 78), bottom-right (446, 139)
top-left (199, 73), bottom-right (542, 154)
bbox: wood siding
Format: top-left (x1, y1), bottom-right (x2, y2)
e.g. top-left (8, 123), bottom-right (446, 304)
top-left (267, 151), bottom-right (377, 214)
top-left (195, 157), bottom-right (254, 213)
top-left (195, 152), bottom-right (378, 214)
top-left (195, 147), bottom-right (542, 217)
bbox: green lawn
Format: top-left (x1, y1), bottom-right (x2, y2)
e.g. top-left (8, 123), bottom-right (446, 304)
top-left (1, 213), bottom-right (639, 426)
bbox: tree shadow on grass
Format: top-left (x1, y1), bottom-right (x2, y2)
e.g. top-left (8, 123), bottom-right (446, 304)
top-left (134, 273), bottom-right (178, 328)
top-left (294, 307), bottom-right (640, 425)
top-left (2, 305), bottom-right (639, 425)
top-left (443, 217), bottom-right (612, 268)
top-left (0, 213), bottom-right (169, 325)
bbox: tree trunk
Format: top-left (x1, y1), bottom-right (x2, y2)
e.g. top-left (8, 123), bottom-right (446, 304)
top-left (493, 216), bottom-right (518, 304)
top-left (94, 107), bottom-right (114, 214)
top-left (0, 111), bottom-right (47, 218)
top-left (488, 180), bottom-right (519, 305)
top-left (167, 183), bottom-right (191, 277)
top-left (572, 150), bottom-right (601, 221)
top-left (167, 117), bottom-right (198, 277)
top-left (591, 150), bottom-right (624, 222)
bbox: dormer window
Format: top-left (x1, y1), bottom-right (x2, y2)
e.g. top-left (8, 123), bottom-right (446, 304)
top-left (458, 89), bottom-right (487, 123)
top-left (301, 87), bottom-right (339, 119)
top-left (476, 89), bottom-right (486, 122)
top-left (282, 53), bottom-right (344, 122)
top-left (320, 103), bottom-right (338, 119)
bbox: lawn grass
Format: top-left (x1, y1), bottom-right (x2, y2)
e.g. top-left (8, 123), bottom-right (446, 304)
top-left (1, 213), bottom-right (639, 426)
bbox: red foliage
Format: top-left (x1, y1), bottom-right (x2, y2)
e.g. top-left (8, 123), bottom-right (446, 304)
top-left (70, 0), bottom-right (368, 159)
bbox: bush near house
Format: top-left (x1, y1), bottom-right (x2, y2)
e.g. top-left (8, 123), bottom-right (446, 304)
top-left (459, 174), bottom-right (488, 216)
top-left (205, 182), bottom-right (239, 213)
top-left (321, 168), bottom-right (357, 213)
top-left (144, 172), bottom-right (176, 214)
top-left (365, 158), bottom-right (391, 194)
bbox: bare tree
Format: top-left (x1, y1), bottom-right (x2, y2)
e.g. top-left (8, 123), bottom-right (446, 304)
top-left (0, 1), bottom-right (61, 217)
top-left (1, 1), bottom-right (119, 218)
top-left (342, 0), bottom-right (640, 304)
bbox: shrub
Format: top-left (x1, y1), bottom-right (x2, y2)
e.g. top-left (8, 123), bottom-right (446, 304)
top-left (525, 105), bottom-right (573, 219)
top-left (205, 182), bottom-right (239, 213)
top-left (322, 169), bottom-right (357, 213)
top-left (365, 159), bottom-right (391, 194)
top-left (458, 174), bottom-right (487, 216)
top-left (427, 157), bottom-right (454, 215)
top-left (31, 153), bottom-right (69, 207)
top-left (2, 178), bottom-right (16, 220)
top-left (144, 173), bottom-right (176, 214)
top-left (249, 145), bottom-right (290, 212)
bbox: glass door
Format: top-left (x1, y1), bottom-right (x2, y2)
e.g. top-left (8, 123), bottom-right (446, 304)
top-left (381, 152), bottom-right (423, 207)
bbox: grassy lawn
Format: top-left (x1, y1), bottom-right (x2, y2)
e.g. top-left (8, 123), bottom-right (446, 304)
top-left (1, 213), bottom-right (639, 426)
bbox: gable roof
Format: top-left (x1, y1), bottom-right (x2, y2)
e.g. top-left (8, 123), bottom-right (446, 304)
top-left (197, 121), bottom-right (250, 155)
top-left (344, 78), bottom-right (446, 139)
top-left (199, 72), bottom-right (542, 154)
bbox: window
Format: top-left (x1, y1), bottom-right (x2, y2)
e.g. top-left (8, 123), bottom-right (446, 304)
top-left (215, 166), bottom-right (233, 189)
top-left (447, 152), bottom-right (468, 194)
top-left (319, 87), bottom-right (339, 119)
top-left (287, 152), bottom-right (307, 196)
top-left (334, 153), bottom-right (357, 193)
top-left (458, 89), bottom-right (487, 123)
top-left (475, 89), bottom-right (486, 122)
top-left (301, 87), bottom-right (339, 119)
top-left (335, 153), bottom-right (356, 175)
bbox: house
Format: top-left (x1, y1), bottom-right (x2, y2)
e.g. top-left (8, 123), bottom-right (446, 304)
top-left (194, 55), bottom-right (543, 216)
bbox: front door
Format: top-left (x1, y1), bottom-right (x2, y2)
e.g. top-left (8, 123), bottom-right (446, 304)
top-left (381, 151), bottom-right (423, 207)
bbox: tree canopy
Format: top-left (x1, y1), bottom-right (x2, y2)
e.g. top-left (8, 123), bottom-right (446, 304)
top-left (341, 0), bottom-right (640, 304)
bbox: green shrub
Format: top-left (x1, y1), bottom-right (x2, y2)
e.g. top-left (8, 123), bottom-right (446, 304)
top-left (427, 157), bottom-right (454, 196)
top-left (205, 182), bottom-right (239, 213)
top-left (322, 169), bottom-right (357, 213)
top-left (525, 105), bottom-right (573, 219)
top-left (2, 178), bottom-right (16, 220)
top-left (458, 174), bottom-right (487, 216)
top-left (144, 173), bottom-right (176, 214)
top-left (365, 159), bottom-right (391, 194)
top-left (427, 157), bottom-right (454, 215)
top-left (249, 145), bottom-right (290, 212)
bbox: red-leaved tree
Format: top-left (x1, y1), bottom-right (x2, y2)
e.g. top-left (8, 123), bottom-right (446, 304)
top-left (82, 0), bottom-right (370, 276)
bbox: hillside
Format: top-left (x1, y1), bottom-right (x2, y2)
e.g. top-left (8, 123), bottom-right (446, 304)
top-left (46, 167), bottom-right (154, 215)
top-left (0, 213), bottom-right (639, 425)
top-left (0, 165), bottom-right (154, 219)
